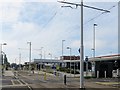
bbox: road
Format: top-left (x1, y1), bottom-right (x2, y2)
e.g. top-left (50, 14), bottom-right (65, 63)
top-left (1, 70), bottom-right (120, 90)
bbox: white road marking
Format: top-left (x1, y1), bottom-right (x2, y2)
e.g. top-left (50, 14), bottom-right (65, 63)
top-left (20, 79), bottom-right (28, 85)
top-left (11, 80), bottom-right (15, 85)
top-left (17, 80), bottom-right (23, 85)
top-left (1, 84), bottom-right (27, 88)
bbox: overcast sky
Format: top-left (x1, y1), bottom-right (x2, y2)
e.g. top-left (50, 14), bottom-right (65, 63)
top-left (0, 0), bottom-right (119, 64)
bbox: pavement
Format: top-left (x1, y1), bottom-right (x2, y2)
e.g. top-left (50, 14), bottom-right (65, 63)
top-left (33, 70), bottom-right (120, 88)
top-left (3, 71), bottom-right (14, 77)
top-left (2, 70), bottom-right (120, 89)
top-left (34, 70), bottom-right (80, 77)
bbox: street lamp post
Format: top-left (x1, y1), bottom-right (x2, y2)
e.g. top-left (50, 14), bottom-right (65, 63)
top-left (93, 24), bottom-right (97, 58)
top-left (1, 43), bottom-right (7, 53)
top-left (44, 51), bottom-right (46, 59)
top-left (0, 43), bottom-right (7, 76)
top-left (18, 48), bottom-right (21, 70)
top-left (67, 47), bottom-right (71, 77)
top-left (41, 47), bottom-right (43, 59)
top-left (74, 55), bottom-right (75, 77)
top-left (48, 53), bottom-right (52, 59)
top-left (62, 40), bottom-right (65, 67)
top-left (92, 24), bottom-right (97, 76)
top-left (80, 0), bottom-right (84, 88)
top-left (27, 42), bottom-right (31, 75)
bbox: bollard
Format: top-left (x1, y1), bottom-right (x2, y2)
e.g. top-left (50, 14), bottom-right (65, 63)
top-left (105, 71), bottom-right (106, 78)
top-left (64, 75), bottom-right (66, 85)
top-left (97, 71), bottom-right (99, 78)
top-left (44, 72), bottom-right (47, 80)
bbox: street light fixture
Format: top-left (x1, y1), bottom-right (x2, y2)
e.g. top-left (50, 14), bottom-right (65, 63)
top-left (2, 43), bottom-right (7, 45)
top-left (67, 46), bottom-right (71, 77)
top-left (27, 42), bottom-right (31, 75)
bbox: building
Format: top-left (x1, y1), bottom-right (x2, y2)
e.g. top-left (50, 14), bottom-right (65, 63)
top-left (89, 54), bottom-right (120, 78)
top-left (30, 54), bottom-right (120, 78)
top-left (60, 56), bottom-right (80, 60)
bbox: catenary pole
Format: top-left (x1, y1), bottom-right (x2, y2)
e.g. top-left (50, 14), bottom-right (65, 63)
top-left (58, 0), bottom-right (110, 88)
top-left (80, 0), bottom-right (84, 88)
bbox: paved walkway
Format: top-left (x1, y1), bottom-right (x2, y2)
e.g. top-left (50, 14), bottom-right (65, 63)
top-left (34, 70), bottom-right (120, 88)
top-left (4, 71), bottom-right (14, 76)
top-left (34, 70), bottom-right (80, 77)
top-left (3, 70), bottom-right (120, 89)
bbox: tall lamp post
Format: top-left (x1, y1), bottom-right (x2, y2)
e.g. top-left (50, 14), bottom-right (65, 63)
top-left (41, 47), bottom-right (43, 59)
top-left (1, 43), bottom-right (7, 54)
top-left (80, 1), bottom-right (84, 88)
top-left (93, 24), bottom-right (97, 58)
top-left (18, 48), bottom-right (21, 70)
top-left (62, 40), bottom-right (65, 67)
top-left (27, 42), bottom-right (31, 75)
top-left (48, 53), bottom-right (52, 59)
top-left (91, 24), bottom-right (97, 76)
top-left (58, 0), bottom-right (109, 88)
top-left (67, 47), bottom-right (71, 77)
top-left (1, 43), bottom-right (7, 76)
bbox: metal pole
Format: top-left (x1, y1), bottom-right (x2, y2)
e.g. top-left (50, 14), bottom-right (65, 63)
top-left (51, 54), bottom-right (52, 59)
top-left (74, 56), bottom-right (75, 77)
top-left (62, 40), bottom-right (65, 67)
top-left (1, 44), bottom-right (3, 76)
top-left (1, 44), bottom-right (2, 54)
top-left (18, 48), bottom-right (21, 70)
top-left (1, 43), bottom-right (7, 75)
top-left (1, 44), bottom-right (2, 65)
top-left (41, 47), bottom-right (43, 59)
top-left (30, 42), bottom-right (31, 74)
top-left (93, 24), bottom-right (97, 59)
top-left (58, 1), bottom-right (109, 88)
top-left (19, 53), bottom-right (21, 70)
top-left (44, 51), bottom-right (45, 59)
top-left (92, 24), bottom-right (97, 76)
top-left (48, 53), bottom-right (52, 59)
top-left (70, 48), bottom-right (71, 77)
top-left (80, 0), bottom-right (84, 88)
top-left (67, 47), bottom-right (72, 77)
top-left (27, 42), bottom-right (31, 74)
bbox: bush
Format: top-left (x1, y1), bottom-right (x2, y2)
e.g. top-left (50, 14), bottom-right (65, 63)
top-left (59, 67), bottom-right (80, 74)
top-left (71, 70), bottom-right (80, 74)
top-left (84, 76), bottom-right (96, 79)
